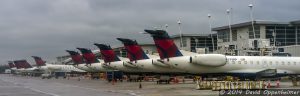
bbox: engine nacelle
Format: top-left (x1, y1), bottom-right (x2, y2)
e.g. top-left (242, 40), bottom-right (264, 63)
top-left (123, 61), bottom-right (138, 68)
top-left (190, 54), bottom-right (227, 67)
top-left (152, 59), bottom-right (170, 67)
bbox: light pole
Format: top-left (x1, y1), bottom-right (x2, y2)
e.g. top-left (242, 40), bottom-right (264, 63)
top-left (239, 34), bottom-right (246, 56)
top-left (177, 17), bottom-right (183, 49)
top-left (249, 4), bottom-right (256, 39)
top-left (272, 29), bottom-right (276, 51)
top-left (226, 9), bottom-right (233, 42)
top-left (165, 24), bottom-right (168, 32)
top-left (208, 14), bottom-right (215, 53)
top-left (194, 37), bottom-right (198, 52)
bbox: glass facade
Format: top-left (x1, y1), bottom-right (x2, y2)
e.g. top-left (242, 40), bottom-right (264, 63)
top-left (190, 36), bottom-right (217, 52)
top-left (297, 26), bottom-right (300, 45)
top-left (248, 26), bottom-right (260, 39)
top-left (114, 48), bottom-right (127, 57)
top-left (232, 30), bottom-right (237, 41)
top-left (266, 26), bottom-right (298, 46)
top-left (217, 30), bottom-right (230, 42)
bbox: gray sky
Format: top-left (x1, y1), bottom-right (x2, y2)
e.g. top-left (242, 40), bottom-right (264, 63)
top-left (0, 0), bottom-right (299, 65)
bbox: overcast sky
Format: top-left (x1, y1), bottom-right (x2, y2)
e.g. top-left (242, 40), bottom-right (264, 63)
top-left (0, 0), bottom-right (299, 65)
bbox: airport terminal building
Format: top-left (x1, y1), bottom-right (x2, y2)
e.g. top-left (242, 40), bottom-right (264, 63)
top-left (57, 20), bottom-right (300, 63)
top-left (171, 34), bottom-right (217, 53)
top-left (213, 20), bottom-right (300, 56)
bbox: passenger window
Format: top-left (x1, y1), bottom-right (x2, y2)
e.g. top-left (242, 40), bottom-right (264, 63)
top-left (282, 61), bottom-right (285, 65)
top-left (257, 61), bottom-right (260, 65)
top-left (270, 61), bottom-right (272, 65)
top-left (232, 61), bottom-right (235, 64)
top-left (244, 61), bottom-right (247, 64)
top-left (238, 61), bottom-right (241, 64)
top-left (294, 62), bottom-right (297, 65)
top-left (288, 62), bottom-right (291, 65)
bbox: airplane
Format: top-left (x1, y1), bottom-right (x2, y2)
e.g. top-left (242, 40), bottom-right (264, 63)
top-left (93, 43), bottom-right (146, 73)
top-left (8, 61), bottom-right (17, 71)
top-left (31, 56), bottom-right (86, 73)
top-left (116, 38), bottom-right (181, 73)
top-left (13, 60), bottom-right (38, 73)
top-left (144, 29), bottom-right (300, 80)
top-left (75, 48), bottom-right (114, 72)
top-left (65, 50), bottom-right (97, 72)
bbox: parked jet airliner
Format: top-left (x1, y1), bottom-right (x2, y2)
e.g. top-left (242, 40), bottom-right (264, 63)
top-left (65, 50), bottom-right (97, 72)
top-left (94, 43), bottom-right (146, 73)
top-left (117, 38), bottom-right (181, 73)
top-left (32, 56), bottom-right (86, 73)
top-left (145, 29), bottom-right (300, 79)
top-left (75, 48), bottom-right (113, 72)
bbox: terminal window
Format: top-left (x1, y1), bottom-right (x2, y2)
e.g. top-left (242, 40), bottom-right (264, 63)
top-left (248, 26), bottom-right (260, 39)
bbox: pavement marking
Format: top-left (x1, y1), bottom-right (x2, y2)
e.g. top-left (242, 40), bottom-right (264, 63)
top-left (24, 86), bottom-right (61, 96)
top-left (0, 76), bottom-right (61, 96)
top-left (54, 82), bottom-right (140, 96)
top-left (54, 82), bottom-right (100, 91)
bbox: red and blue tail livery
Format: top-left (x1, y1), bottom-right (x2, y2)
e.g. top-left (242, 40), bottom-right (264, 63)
top-left (66, 50), bottom-right (84, 64)
top-left (14, 60), bottom-right (32, 68)
top-left (94, 43), bottom-right (120, 63)
top-left (32, 56), bottom-right (46, 66)
top-left (117, 38), bottom-right (149, 61)
top-left (144, 29), bottom-right (183, 59)
top-left (8, 61), bottom-right (15, 68)
top-left (13, 60), bottom-right (22, 69)
top-left (76, 48), bottom-right (99, 64)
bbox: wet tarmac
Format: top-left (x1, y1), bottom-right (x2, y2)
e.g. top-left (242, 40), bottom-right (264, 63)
top-left (0, 74), bottom-right (131, 96)
top-left (4, 74), bottom-right (299, 96)
top-left (0, 74), bottom-right (219, 96)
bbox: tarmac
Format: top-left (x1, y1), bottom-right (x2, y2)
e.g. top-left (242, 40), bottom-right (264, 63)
top-left (1, 74), bottom-right (300, 96)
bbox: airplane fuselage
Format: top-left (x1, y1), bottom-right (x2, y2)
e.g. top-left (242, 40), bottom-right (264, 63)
top-left (163, 55), bottom-right (300, 75)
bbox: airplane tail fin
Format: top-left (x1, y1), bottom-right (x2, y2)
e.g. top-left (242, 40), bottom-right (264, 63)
top-left (13, 60), bottom-right (22, 69)
top-left (22, 60), bottom-right (32, 68)
top-left (14, 60), bottom-right (32, 68)
top-left (76, 48), bottom-right (99, 64)
top-left (144, 29), bottom-right (183, 59)
top-left (8, 61), bottom-right (15, 68)
top-left (31, 56), bottom-right (46, 66)
top-left (94, 43), bottom-right (120, 63)
top-left (66, 50), bottom-right (84, 64)
top-left (117, 38), bottom-right (149, 61)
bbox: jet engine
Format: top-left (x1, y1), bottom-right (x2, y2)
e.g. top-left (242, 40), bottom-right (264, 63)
top-left (123, 61), bottom-right (138, 68)
top-left (152, 59), bottom-right (170, 67)
top-left (190, 54), bottom-right (227, 67)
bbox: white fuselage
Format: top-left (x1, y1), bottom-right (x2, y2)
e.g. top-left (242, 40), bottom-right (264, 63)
top-left (164, 55), bottom-right (300, 75)
top-left (40, 64), bottom-right (86, 72)
top-left (87, 60), bottom-right (115, 72)
top-left (107, 57), bottom-right (145, 73)
top-left (133, 55), bottom-right (182, 73)
top-left (73, 64), bottom-right (96, 72)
